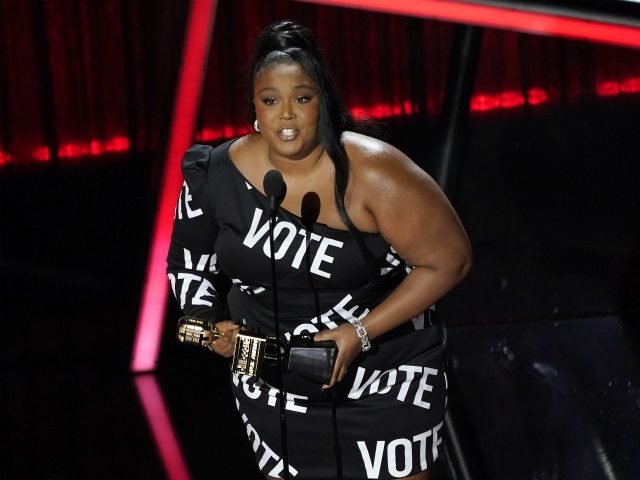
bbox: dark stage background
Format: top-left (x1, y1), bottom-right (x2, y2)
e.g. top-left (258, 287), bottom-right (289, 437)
top-left (1, 0), bottom-right (640, 478)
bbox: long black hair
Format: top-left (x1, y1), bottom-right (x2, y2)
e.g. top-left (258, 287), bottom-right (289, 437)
top-left (246, 21), bottom-right (358, 231)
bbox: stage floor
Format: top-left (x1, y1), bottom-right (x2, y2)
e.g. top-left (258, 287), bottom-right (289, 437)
top-left (2, 315), bottom-right (639, 479)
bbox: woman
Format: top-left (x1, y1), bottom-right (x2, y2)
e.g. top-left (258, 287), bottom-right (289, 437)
top-left (167, 21), bottom-right (472, 480)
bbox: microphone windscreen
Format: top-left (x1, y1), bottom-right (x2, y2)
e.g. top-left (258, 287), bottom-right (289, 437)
top-left (301, 192), bottom-right (320, 228)
top-left (263, 169), bottom-right (287, 205)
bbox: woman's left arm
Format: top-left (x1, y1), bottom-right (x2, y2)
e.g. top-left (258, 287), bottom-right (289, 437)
top-left (316, 143), bottom-right (473, 388)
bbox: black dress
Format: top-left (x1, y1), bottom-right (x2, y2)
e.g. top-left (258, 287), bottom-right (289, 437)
top-left (167, 140), bottom-right (448, 479)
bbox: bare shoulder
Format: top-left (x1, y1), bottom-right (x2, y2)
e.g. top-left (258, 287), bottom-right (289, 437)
top-left (342, 130), bottom-right (402, 167)
top-left (342, 132), bottom-right (469, 269)
top-left (229, 133), bottom-right (262, 160)
top-left (342, 131), bottom-right (439, 198)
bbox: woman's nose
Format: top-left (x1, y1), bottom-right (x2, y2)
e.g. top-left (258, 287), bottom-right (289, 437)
top-left (280, 102), bottom-right (296, 120)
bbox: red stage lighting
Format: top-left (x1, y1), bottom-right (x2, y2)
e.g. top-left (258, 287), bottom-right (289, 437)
top-left (297, 0), bottom-right (640, 49)
top-left (0, 150), bottom-right (11, 165)
top-left (131, 0), bottom-right (218, 373)
top-left (134, 375), bottom-right (191, 479)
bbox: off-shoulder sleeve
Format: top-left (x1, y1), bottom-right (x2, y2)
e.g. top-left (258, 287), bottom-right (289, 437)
top-left (166, 144), bottom-right (230, 321)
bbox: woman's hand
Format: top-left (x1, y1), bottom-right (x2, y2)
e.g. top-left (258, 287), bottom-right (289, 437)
top-left (210, 320), bottom-right (240, 357)
top-left (314, 323), bottom-right (363, 390)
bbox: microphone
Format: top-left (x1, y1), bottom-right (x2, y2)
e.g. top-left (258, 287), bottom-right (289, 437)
top-left (262, 169), bottom-right (290, 480)
top-left (301, 191), bottom-right (320, 229)
top-left (263, 169), bottom-right (287, 214)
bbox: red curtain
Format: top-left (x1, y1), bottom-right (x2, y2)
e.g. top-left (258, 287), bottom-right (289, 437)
top-left (0, 0), bottom-right (189, 166)
top-left (2, 0), bottom-right (640, 167)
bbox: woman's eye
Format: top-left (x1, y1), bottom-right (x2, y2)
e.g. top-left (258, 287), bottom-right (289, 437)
top-left (296, 96), bottom-right (311, 103)
top-left (262, 97), bottom-right (277, 105)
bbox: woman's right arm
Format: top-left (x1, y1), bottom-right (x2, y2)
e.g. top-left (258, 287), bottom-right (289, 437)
top-left (166, 145), bottom-right (238, 357)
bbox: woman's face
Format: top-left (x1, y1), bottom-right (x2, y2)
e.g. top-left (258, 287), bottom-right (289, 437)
top-left (253, 62), bottom-right (321, 161)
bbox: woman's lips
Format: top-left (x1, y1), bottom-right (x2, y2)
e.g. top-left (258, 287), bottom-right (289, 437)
top-left (278, 127), bottom-right (299, 141)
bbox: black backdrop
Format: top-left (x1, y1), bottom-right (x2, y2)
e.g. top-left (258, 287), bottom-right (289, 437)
top-left (1, 0), bottom-right (639, 369)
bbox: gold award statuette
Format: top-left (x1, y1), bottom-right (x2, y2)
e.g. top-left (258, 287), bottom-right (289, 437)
top-left (176, 317), bottom-right (222, 348)
top-left (232, 331), bottom-right (267, 377)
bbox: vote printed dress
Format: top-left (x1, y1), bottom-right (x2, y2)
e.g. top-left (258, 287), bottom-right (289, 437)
top-left (167, 140), bottom-right (448, 480)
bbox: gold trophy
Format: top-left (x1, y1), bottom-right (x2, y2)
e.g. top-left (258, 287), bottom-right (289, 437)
top-left (177, 316), bottom-right (336, 384)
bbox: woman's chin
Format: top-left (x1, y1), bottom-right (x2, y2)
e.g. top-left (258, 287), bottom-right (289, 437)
top-left (270, 139), bottom-right (319, 161)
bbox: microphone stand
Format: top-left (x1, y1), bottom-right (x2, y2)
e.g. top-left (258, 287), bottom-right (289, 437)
top-left (301, 192), bottom-right (321, 323)
top-left (301, 192), bottom-right (342, 480)
top-left (268, 194), bottom-right (290, 480)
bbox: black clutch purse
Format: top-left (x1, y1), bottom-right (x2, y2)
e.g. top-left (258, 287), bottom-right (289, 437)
top-left (176, 317), bottom-right (337, 384)
top-left (287, 334), bottom-right (337, 384)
